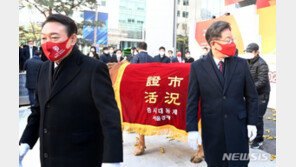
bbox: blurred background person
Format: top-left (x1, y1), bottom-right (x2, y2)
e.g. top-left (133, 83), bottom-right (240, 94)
top-left (200, 46), bottom-right (210, 59)
top-left (245, 43), bottom-right (271, 149)
top-left (184, 51), bottom-right (194, 63)
top-left (23, 50), bottom-right (43, 106)
top-left (100, 47), bottom-right (111, 64)
top-left (130, 42), bottom-right (153, 63)
top-left (153, 46), bottom-right (170, 63)
top-left (22, 40), bottom-right (38, 70)
top-left (111, 49), bottom-right (125, 63)
top-left (87, 46), bottom-right (99, 60)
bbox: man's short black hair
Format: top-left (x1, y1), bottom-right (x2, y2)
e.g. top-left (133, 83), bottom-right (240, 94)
top-left (103, 47), bottom-right (109, 51)
top-left (186, 51), bottom-right (191, 54)
top-left (138, 42), bottom-right (147, 50)
top-left (115, 49), bottom-right (122, 54)
top-left (132, 47), bottom-right (137, 50)
top-left (34, 50), bottom-right (42, 56)
top-left (168, 50), bottom-right (173, 54)
top-left (205, 21), bottom-right (231, 45)
top-left (159, 46), bottom-right (165, 51)
top-left (42, 14), bottom-right (77, 37)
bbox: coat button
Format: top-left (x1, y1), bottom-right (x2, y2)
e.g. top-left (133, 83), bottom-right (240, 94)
top-left (224, 114), bottom-right (227, 118)
top-left (223, 96), bottom-right (226, 100)
top-left (44, 153), bottom-right (48, 158)
top-left (43, 129), bottom-right (48, 134)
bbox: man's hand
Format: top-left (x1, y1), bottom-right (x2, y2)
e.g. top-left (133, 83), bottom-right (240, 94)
top-left (247, 125), bottom-right (257, 142)
top-left (19, 143), bottom-right (30, 166)
top-left (102, 163), bottom-right (121, 167)
top-left (188, 131), bottom-right (202, 150)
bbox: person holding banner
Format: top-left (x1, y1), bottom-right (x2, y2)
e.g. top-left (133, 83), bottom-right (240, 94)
top-left (19, 14), bottom-right (123, 167)
top-left (186, 21), bottom-right (258, 167)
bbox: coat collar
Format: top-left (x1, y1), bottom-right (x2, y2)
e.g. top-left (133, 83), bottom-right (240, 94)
top-left (46, 46), bottom-right (82, 103)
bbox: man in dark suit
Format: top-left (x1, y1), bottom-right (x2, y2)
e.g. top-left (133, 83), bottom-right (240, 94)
top-left (100, 47), bottom-right (112, 64)
top-left (172, 50), bottom-right (184, 63)
top-left (153, 46), bottom-right (170, 63)
top-left (23, 41), bottom-right (38, 68)
top-left (110, 49), bottom-right (125, 63)
top-left (19, 46), bottom-right (24, 71)
top-left (24, 50), bottom-right (43, 105)
top-left (130, 42), bottom-right (153, 63)
top-left (184, 51), bottom-right (194, 63)
top-left (186, 21), bottom-right (258, 167)
top-left (19, 14), bottom-right (123, 167)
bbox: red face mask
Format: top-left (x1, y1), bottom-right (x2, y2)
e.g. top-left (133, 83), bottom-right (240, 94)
top-left (41, 37), bottom-right (73, 62)
top-left (177, 53), bottom-right (182, 57)
top-left (215, 41), bottom-right (236, 57)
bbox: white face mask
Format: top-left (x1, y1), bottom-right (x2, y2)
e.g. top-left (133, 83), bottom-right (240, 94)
top-left (91, 49), bottom-right (95, 52)
top-left (240, 53), bottom-right (255, 59)
top-left (116, 54), bottom-right (122, 57)
top-left (110, 50), bottom-right (114, 54)
top-left (159, 52), bottom-right (165, 56)
top-left (104, 51), bottom-right (109, 54)
top-left (185, 54), bottom-right (190, 58)
top-left (134, 51), bottom-right (138, 55)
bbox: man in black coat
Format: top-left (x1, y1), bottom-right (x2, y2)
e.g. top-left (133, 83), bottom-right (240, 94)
top-left (19, 14), bottom-right (123, 167)
top-left (186, 21), bottom-right (258, 167)
top-left (130, 42), bottom-right (153, 63)
top-left (100, 47), bottom-right (112, 64)
top-left (184, 51), bottom-right (194, 63)
top-left (23, 41), bottom-right (38, 66)
top-left (153, 46), bottom-right (170, 63)
top-left (24, 50), bottom-right (43, 105)
top-left (245, 43), bottom-right (271, 149)
top-left (110, 49), bottom-right (125, 63)
top-left (19, 46), bottom-right (24, 71)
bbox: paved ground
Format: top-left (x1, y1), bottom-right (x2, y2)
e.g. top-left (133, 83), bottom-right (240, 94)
top-left (19, 107), bottom-right (276, 167)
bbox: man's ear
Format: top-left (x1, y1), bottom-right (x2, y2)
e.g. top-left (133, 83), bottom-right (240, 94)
top-left (70, 34), bottom-right (77, 46)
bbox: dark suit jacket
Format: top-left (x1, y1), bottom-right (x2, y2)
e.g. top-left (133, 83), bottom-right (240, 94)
top-left (110, 55), bottom-right (124, 63)
top-left (19, 47), bottom-right (25, 70)
top-left (100, 53), bottom-right (112, 64)
top-left (20, 46), bottom-right (123, 167)
top-left (24, 56), bottom-right (43, 90)
top-left (153, 55), bottom-right (171, 63)
top-left (130, 51), bottom-right (153, 63)
top-left (186, 51), bottom-right (258, 167)
top-left (185, 57), bottom-right (194, 63)
top-left (23, 46), bottom-right (38, 61)
top-left (171, 56), bottom-right (184, 63)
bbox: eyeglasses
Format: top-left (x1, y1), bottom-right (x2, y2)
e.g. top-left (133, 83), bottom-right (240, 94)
top-left (215, 38), bottom-right (236, 44)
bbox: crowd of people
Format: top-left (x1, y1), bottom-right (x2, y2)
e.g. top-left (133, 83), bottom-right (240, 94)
top-left (19, 14), bottom-right (271, 167)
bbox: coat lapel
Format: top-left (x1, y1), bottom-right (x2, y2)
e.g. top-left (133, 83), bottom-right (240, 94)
top-left (201, 54), bottom-right (223, 92)
top-left (223, 57), bottom-right (238, 94)
top-left (47, 48), bottom-right (81, 102)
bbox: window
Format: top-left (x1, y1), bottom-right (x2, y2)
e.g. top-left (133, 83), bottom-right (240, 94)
top-left (177, 0), bottom-right (180, 5)
top-left (101, 0), bottom-right (106, 6)
top-left (183, 0), bottom-right (189, 6)
top-left (177, 10), bottom-right (180, 17)
top-left (182, 23), bottom-right (187, 30)
top-left (182, 11), bottom-right (189, 18)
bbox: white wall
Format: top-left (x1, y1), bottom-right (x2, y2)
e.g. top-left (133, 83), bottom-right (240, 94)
top-left (145, 0), bottom-right (175, 56)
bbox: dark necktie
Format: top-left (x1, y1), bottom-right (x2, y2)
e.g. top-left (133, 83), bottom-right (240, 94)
top-left (218, 61), bottom-right (224, 73)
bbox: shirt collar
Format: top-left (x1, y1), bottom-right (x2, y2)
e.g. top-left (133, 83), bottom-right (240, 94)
top-left (213, 57), bottom-right (224, 66)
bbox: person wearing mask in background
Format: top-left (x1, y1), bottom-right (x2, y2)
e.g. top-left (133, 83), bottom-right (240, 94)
top-left (88, 46), bottom-right (100, 60)
top-left (244, 43), bottom-right (271, 149)
top-left (109, 46), bottom-right (115, 57)
top-left (22, 41), bottom-right (38, 70)
top-left (186, 21), bottom-right (258, 167)
top-left (153, 46), bottom-right (170, 63)
top-left (111, 49), bottom-right (125, 63)
top-left (100, 47), bottom-right (112, 64)
top-left (130, 42), bottom-right (153, 64)
top-left (23, 50), bottom-right (43, 106)
top-left (173, 50), bottom-right (184, 63)
top-left (184, 51), bottom-right (194, 63)
top-left (200, 46), bottom-right (209, 59)
top-left (19, 14), bottom-right (123, 167)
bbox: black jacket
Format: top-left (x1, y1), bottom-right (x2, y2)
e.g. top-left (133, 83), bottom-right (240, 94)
top-left (153, 55), bottom-right (171, 63)
top-left (99, 53), bottom-right (112, 64)
top-left (130, 51), bottom-right (153, 63)
top-left (23, 46), bottom-right (38, 61)
top-left (247, 55), bottom-right (270, 95)
top-left (186, 52), bottom-right (258, 167)
top-left (185, 57), bottom-right (194, 63)
top-left (24, 56), bottom-right (43, 90)
top-left (20, 46), bottom-right (123, 167)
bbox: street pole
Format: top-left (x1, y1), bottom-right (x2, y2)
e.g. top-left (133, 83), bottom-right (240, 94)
top-left (173, 0), bottom-right (177, 56)
top-left (94, 2), bottom-right (99, 45)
